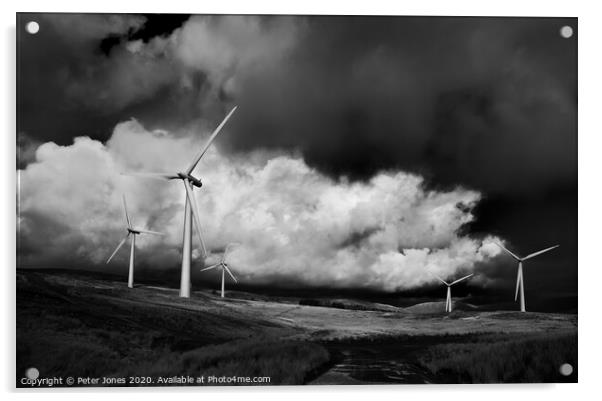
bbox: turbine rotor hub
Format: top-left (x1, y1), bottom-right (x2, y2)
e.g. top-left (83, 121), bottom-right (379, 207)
top-left (177, 172), bottom-right (203, 188)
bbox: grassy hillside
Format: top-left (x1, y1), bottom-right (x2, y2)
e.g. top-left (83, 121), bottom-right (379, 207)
top-left (16, 270), bottom-right (577, 386)
top-left (16, 271), bottom-right (327, 386)
top-left (415, 332), bottom-right (577, 383)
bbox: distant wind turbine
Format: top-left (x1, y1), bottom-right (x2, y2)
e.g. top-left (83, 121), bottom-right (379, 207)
top-left (125, 107), bottom-right (237, 297)
top-left (495, 242), bottom-right (559, 312)
top-left (430, 272), bottom-right (474, 313)
top-left (200, 243), bottom-right (239, 298)
top-left (106, 195), bottom-right (164, 288)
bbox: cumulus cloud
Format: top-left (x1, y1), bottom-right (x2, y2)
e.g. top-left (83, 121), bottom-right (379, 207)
top-left (18, 120), bottom-right (501, 291)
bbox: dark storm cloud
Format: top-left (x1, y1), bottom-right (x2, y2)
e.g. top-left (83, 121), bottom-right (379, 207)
top-left (18, 15), bottom-right (576, 197)
top-left (17, 13), bottom-right (196, 143)
top-left (229, 17), bottom-right (576, 196)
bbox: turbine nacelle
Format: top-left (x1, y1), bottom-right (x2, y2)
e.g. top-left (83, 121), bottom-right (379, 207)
top-left (177, 172), bottom-right (202, 188)
top-left (127, 228), bottom-right (141, 235)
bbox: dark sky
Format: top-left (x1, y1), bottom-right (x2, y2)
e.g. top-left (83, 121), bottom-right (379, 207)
top-left (17, 14), bottom-right (577, 305)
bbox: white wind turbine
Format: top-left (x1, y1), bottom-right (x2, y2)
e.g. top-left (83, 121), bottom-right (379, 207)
top-left (200, 243), bottom-right (239, 298)
top-left (125, 107), bottom-right (237, 298)
top-left (106, 195), bottom-right (164, 288)
top-left (430, 272), bottom-right (474, 313)
top-left (495, 242), bottom-right (559, 312)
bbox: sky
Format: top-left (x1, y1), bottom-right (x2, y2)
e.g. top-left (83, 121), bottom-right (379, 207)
top-left (16, 14), bottom-right (577, 305)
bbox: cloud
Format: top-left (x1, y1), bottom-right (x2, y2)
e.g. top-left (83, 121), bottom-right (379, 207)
top-left (172, 15), bottom-right (301, 94)
top-left (43, 13), bottom-right (147, 43)
top-left (17, 132), bottom-right (43, 168)
top-left (18, 14), bottom-right (304, 144)
top-left (19, 15), bottom-right (576, 197)
top-left (18, 120), bottom-right (502, 292)
top-left (31, 14), bottom-right (154, 113)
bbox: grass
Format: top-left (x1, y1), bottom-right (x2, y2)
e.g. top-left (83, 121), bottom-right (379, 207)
top-left (299, 298), bottom-right (367, 310)
top-left (18, 328), bottom-right (330, 386)
top-left (415, 332), bottom-right (577, 383)
top-left (298, 298), bottom-right (396, 312)
top-left (16, 271), bottom-right (578, 386)
top-left (16, 271), bottom-right (330, 386)
top-left (115, 339), bottom-right (330, 385)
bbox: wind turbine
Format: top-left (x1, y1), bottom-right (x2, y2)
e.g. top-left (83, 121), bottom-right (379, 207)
top-left (200, 243), bottom-right (238, 298)
top-left (106, 195), bottom-right (164, 288)
top-left (495, 242), bottom-right (559, 312)
top-left (430, 272), bottom-right (474, 313)
top-left (125, 107), bottom-right (237, 298)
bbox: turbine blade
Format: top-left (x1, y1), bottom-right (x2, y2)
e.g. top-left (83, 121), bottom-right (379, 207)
top-left (522, 245), bottom-right (560, 261)
top-left (515, 266), bottom-right (521, 301)
top-left (200, 264), bottom-right (219, 272)
top-left (183, 181), bottom-right (207, 257)
top-left (450, 273), bottom-right (474, 286)
top-left (429, 271), bottom-right (449, 286)
top-left (495, 242), bottom-right (521, 261)
top-left (106, 234), bottom-right (129, 264)
top-left (222, 242), bottom-right (240, 263)
top-left (185, 107), bottom-right (237, 175)
top-left (121, 172), bottom-right (179, 180)
top-left (122, 195), bottom-right (132, 228)
top-left (224, 265), bottom-right (238, 283)
top-left (136, 229), bottom-right (164, 236)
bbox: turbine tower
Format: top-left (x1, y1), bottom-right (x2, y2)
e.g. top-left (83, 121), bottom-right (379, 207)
top-left (431, 273), bottom-right (474, 313)
top-left (200, 243), bottom-right (238, 298)
top-left (495, 242), bottom-right (559, 312)
top-left (106, 195), bottom-right (164, 288)
top-left (125, 107), bottom-right (237, 297)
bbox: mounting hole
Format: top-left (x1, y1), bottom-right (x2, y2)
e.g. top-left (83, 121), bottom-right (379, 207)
top-left (25, 367), bottom-right (39, 379)
top-left (560, 25), bottom-right (573, 39)
top-left (25, 21), bottom-right (39, 34)
top-left (559, 363), bottom-right (573, 376)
